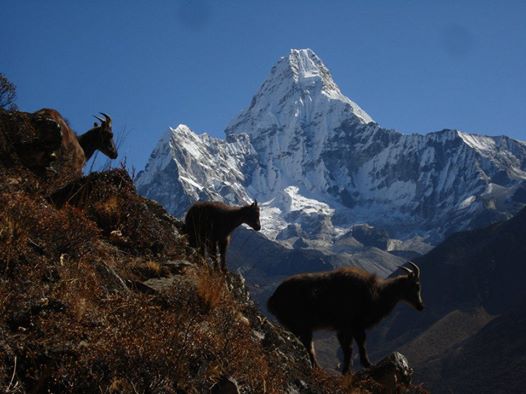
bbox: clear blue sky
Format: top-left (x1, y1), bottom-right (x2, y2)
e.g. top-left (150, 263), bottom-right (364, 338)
top-left (1, 1), bottom-right (525, 171)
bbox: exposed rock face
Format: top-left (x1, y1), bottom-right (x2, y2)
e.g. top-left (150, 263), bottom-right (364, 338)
top-left (136, 49), bottom-right (526, 253)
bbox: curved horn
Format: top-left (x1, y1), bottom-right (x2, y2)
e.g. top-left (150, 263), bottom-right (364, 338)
top-left (407, 261), bottom-right (421, 277)
top-left (400, 266), bottom-right (414, 276)
top-left (99, 112), bottom-right (112, 125)
top-left (94, 114), bottom-right (105, 123)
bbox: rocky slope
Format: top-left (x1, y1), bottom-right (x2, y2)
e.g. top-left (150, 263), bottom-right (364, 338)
top-left (1, 109), bottom-right (426, 393)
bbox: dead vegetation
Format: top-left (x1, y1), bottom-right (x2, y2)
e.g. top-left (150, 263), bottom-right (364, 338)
top-left (0, 109), bottom-right (426, 393)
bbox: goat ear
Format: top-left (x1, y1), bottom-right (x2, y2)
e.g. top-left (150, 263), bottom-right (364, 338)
top-left (93, 122), bottom-right (99, 128)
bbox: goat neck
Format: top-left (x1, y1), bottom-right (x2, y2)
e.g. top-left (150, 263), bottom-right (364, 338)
top-left (77, 128), bottom-right (100, 161)
top-left (367, 277), bottom-right (405, 326)
top-left (222, 207), bottom-right (246, 234)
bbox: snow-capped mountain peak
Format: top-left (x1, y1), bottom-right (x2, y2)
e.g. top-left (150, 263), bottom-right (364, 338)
top-left (288, 49), bottom-right (339, 91)
top-left (136, 49), bottom-right (526, 252)
top-left (226, 48), bottom-right (373, 141)
top-left (287, 49), bottom-right (370, 114)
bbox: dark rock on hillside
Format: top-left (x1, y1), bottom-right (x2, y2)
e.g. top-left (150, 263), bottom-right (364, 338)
top-left (49, 169), bottom-right (184, 257)
top-left (210, 376), bottom-right (240, 394)
top-left (355, 352), bottom-right (414, 394)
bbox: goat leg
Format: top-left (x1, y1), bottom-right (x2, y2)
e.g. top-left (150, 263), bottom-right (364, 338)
top-left (298, 330), bottom-right (318, 369)
top-left (218, 239), bottom-right (228, 272)
top-left (207, 241), bottom-right (219, 270)
top-left (353, 329), bottom-right (372, 368)
top-left (337, 330), bottom-right (353, 374)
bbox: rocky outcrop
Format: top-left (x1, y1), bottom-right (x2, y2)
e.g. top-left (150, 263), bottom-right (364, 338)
top-left (356, 352), bottom-right (415, 394)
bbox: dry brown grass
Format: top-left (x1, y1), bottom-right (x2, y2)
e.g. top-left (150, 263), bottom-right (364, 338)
top-left (195, 267), bottom-right (228, 311)
top-left (0, 168), bottom-right (301, 392)
top-left (144, 260), bottom-right (162, 276)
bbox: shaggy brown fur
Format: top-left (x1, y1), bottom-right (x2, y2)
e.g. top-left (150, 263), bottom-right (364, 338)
top-left (32, 108), bottom-right (117, 178)
top-left (184, 201), bottom-right (261, 271)
top-left (267, 263), bottom-right (424, 373)
top-left (0, 109), bottom-right (62, 174)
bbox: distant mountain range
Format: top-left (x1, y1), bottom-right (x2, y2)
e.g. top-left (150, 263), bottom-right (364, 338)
top-left (136, 48), bottom-right (526, 271)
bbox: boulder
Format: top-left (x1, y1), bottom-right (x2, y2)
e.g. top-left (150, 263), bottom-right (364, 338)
top-left (357, 352), bottom-right (414, 393)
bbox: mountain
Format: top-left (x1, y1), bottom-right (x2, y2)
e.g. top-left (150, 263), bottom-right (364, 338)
top-left (416, 305), bottom-right (526, 393)
top-left (366, 206), bottom-right (526, 392)
top-left (136, 49), bottom-right (526, 258)
top-left (135, 124), bottom-right (255, 216)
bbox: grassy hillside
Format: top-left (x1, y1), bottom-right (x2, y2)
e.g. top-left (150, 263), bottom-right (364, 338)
top-left (0, 109), bottom-right (424, 393)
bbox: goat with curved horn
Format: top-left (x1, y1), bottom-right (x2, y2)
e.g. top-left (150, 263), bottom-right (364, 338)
top-left (268, 264), bottom-right (424, 374)
top-left (94, 112), bottom-right (112, 125)
top-left (407, 261), bottom-right (421, 276)
top-left (32, 108), bottom-right (118, 178)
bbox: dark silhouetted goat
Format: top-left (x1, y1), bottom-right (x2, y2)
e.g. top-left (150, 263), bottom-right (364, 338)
top-left (32, 108), bottom-right (117, 177)
top-left (267, 262), bottom-right (424, 373)
top-left (184, 200), bottom-right (261, 271)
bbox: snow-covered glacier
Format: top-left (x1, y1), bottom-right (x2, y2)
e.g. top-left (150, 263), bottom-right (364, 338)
top-left (136, 48), bottom-right (526, 254)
